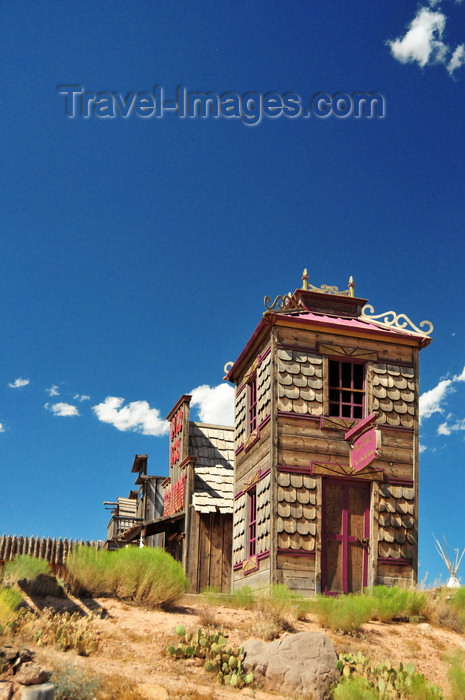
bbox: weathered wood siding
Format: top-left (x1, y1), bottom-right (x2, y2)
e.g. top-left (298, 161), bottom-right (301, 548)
top-left (0, 535), bottom-right (104, 566)
top-left (187, 511), bottom-right (232, 593)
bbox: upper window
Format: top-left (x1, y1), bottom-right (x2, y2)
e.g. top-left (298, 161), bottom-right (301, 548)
top-left (248, 373), bottom-right (257, 434)
top-left (328, 360), bottom-right (364, 419)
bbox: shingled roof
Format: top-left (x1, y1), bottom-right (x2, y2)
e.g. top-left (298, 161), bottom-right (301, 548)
top-left (188, 422), bottom-right (234, 514)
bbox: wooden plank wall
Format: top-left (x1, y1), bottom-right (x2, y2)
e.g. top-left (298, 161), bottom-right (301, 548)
top-left (0, 535), bottom-right (104, 566)
top-left (190, 513), bottom-right (232, 593)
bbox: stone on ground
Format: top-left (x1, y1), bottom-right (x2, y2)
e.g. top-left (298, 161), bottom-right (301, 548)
top-left (243, 631), bottom-right (339, 699)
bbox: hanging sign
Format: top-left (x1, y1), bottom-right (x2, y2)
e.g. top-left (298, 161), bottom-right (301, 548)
top-left (345, 413), bottom-right (379, 473)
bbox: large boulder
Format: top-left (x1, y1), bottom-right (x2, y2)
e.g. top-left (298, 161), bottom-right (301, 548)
top-left (243, 631), bottom-right (339, 699)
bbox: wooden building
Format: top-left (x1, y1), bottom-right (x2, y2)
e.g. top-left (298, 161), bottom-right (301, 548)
top-left (225, 272), bottom-right (433, 595)
top-left (106, 398), bottom-right (234, 593)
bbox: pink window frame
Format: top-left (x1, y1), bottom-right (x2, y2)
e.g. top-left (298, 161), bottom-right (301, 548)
top-left (247, 487), bottom-right (257, 558)
top-left (328, 359), bottom-right (365, 419)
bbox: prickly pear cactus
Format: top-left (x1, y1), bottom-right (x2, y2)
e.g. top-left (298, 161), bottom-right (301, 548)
top-left (166, 625), bottom-right (254, 688)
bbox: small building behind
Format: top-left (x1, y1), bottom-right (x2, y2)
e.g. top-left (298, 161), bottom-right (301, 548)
top-left (105, 396), bottom-right (234, 592)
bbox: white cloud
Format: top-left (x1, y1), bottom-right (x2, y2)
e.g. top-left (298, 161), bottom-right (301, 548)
top-left (420, 365), bottom-right (465, 434)
top-left (419, 443), bottom-right (427, 453)
top-left (74, 394), bottom-right (90, 402)
top-left (92, 396), bottom-right (169, 436)
top-left (8, 378), bottom-right (30, 389)
top-left (388, 8), bottom-right (447, 67)
top-left (190, 383), bottom-right (235, 426)
top-left (419, 378), bottom-right (454, 421)
top-left (448, 44), bottom-right (465, 73)
top-left (45, 402), bottom-right (80, 417)
top-left (387, 5), bottom-right (465, 75)
top-left (46, 385), bottom-right (60, 397)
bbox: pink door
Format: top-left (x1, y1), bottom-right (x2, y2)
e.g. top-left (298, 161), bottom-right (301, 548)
top-left (322, 479), bottom-right (370, 594)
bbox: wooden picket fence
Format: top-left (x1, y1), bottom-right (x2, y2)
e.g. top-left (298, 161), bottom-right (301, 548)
top-left (0, 534), bottom-right (104, 567)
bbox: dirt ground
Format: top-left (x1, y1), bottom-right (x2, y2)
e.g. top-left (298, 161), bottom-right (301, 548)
top-left (6, 593), bottom-right (465, 699)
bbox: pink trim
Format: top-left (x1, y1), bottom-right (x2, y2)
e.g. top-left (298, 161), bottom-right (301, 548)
top-left (310, 460), bottom-right (384, 478)
top-left (235, 443), bottom-right (244, 455)
top-left (276, 312), bottom-right (430, 348)
top-left (277, 411), bottom-right (320, 422)
top-left (233, 550), bottom-right (271, 572)
top-left (236, 347), bottom-right (272, 393)
top-left (261, 345), bottom-right (272, 361)
top-left (235, 467), bottom-right (271, 499)
top-left (384, 478), bottom-right (414, 487)
top-left (226, 319), bottom-right (267, 382)
top-left (278, 464), bottom-right (312, 474)
top-left (378, 557), bottom-right (412, 567)
top-left (244, 414), bottom-right (271, 453)
top-left (345, 413), bottom-right (377, 442)
top-left (258, 550), bottom-right (271, 561)
top-left (259, 414), bottom-right (271, 430)
top-left (278, 548), bottom-right (315, 557)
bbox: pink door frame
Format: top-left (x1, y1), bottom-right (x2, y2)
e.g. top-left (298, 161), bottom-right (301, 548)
top-left (321, 478), bottom-right (370, 595)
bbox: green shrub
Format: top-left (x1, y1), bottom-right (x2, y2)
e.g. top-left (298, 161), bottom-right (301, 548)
top-left (2, 555), bottom-right (50, 585)
top-left (333, 676), bottom-right (378, 699)
top-left (231, 585), bottom-right (255, 609)
top-left (254, 584), bottom-right (312, 625)
top-left (66, 545), bottom-right (188, 607)
top-left (51, 663), bottom-right (101, 700)
top-left (0, 586), bottom-right (25, 625)
top-left (369, 586), bottom-right (426, 623)
top-left (311, 594), bottom-right (374, 633)
top-left (447, 651), bottom-right (465, 700)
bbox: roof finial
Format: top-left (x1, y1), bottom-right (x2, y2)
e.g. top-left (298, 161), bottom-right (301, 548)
top-left (302, 268), bottom-right (309, 291)
top-left (348, 276), bottom-right (355, 297)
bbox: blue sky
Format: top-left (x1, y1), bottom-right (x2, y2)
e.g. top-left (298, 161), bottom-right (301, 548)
top-left (1, 1), bottom-right (464, 585)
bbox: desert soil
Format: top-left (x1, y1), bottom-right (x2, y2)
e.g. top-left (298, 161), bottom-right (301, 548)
top-left (7, 593), bottom-right (465, 699)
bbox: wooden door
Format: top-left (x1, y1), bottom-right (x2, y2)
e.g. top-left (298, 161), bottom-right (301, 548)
top-left (322, 479), bottom-right (370, 594)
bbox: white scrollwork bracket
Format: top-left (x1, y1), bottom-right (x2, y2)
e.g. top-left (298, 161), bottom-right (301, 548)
top-left (361, 304), bottom-right (434, 336)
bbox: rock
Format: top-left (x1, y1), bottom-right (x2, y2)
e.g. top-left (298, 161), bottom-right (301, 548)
top-left (0, 647), bottom-right (18, 665)
top-left (14, 665), bottom-right (50, 687)
top-left (20, 684), bottom-right (55, 700)
top-left (136, 683), bottom-right (169, 699)
top-left (0, 681), bottom-right (13, 700)
top-left (243, 631), bottom-right (339, 699)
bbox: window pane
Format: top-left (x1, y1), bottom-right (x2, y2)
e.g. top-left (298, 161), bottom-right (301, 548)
top-left (341, 363), bottom-right (351, 388)
top-left (353, 363), bottom-right (364, 389)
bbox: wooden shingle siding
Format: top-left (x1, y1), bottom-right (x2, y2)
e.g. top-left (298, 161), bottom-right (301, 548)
top-left (276, 472), bottom-right (317, 552)
top-left (235, 386), bottom-right (247, 450)
top-left (277, 348), bottom-right (323, 415)
top-left (257, 349), bottom-right (271, 424)
top-left (377, 482), bottom-right (416, 560)
top-left (372, 364), bottom-right (416, 427)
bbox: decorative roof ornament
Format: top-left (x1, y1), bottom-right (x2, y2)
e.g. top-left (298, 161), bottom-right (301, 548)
top-left (263, 292), bottom-right (300, 313)
top-left (360, 304), bottom-right (434, 337)
top-left (264, 270), bottom-right (356, 314)
top-left (301, 269), bottom-right (355, 297)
